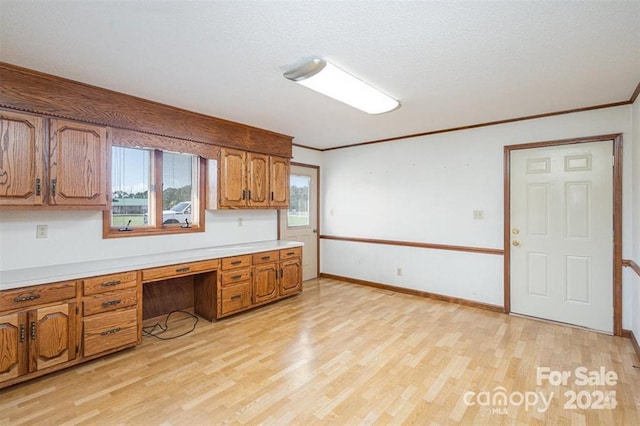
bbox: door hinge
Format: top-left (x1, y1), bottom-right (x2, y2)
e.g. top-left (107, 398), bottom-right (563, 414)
top-left (612, 155), bottom-right (615, 167)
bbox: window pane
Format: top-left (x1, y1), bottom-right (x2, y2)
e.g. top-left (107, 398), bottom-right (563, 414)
top-left (162, 152), bottom-right (197, 226)
top-left (111, 147), bottom-right (151, 227)
top-left (288, 174), bottom-right (311, 227)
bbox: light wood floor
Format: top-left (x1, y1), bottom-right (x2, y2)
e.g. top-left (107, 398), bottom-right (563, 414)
top-left (1, 277), bottom-right (639, 425)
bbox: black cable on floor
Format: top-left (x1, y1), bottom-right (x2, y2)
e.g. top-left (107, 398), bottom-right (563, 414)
top-left (142, 310), bottom-right (199, 340)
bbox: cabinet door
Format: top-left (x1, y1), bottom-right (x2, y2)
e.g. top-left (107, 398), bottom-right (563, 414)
top-left (279, 259), bottom-right (302, 296)
top-left (28, 303), bottom-right (77, 372)
top-left (269, 156), bottom-right (289, 208)
top-left (0, 312), bottom-right (27, 384)
top-left (219, 148), bottom-right (247, 208)
top-left (247, 152), bottom-right (269, 207)
top-left (0, 111), bottom-right (45, 206)
top-left (49, 120), bottom-right (108, 206)
top-left (252, 263), bottom-right (278, 304)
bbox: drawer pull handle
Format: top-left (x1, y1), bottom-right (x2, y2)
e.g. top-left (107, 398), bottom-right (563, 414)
top-left (101, 327), bottom-right (121, 336)
top-left (231, 261), bottom-right (242, 265)
top-left (230, 295), bottom-right (242, 301)
top-left (101, 299), bottom-right (122, 308)
top-left (35, 178), bottom-right (41, 196)
top-left (176, 267), bottom-right (190, 273)
top-left (286, 252), bottom-right (295, 256)
top-left (13, 294), bottom-right (41, 303)
top-left (101, 280), bottom-right (121, 287)
top-left (231, 275), bottom-right (242, 280)
top-left (261, 256), bottom-right (271, 260)
top-left (30, 321), bottom-right (36, 340)
top-left (19, 324), bottom-right (26, 343)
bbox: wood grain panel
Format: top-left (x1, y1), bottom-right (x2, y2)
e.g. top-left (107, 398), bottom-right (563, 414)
top-left (247, 152), bottom-right (269, 207)
top-left (82, 288), bottom-right (137, 316)
top-left (0, 110), bottom-right (44, 205)
top-left (221, 255), bottom-right (252, 270)
top-left (83, 308), bottom-right (138, 358)
top-left (110, 127), bottom-right (220, 159)
top-left (0, 281), bottom-right (76, 312)
top-left (193, 272), bottom-right (217, 322)
top-left (0, 312), bottom-right (27, 382)
top-left (220, 269), bottom-right (251, 287)
top-left (219, 282), bottom-right (252, 316)
top-left (0, 63), bottom-right (292, 157)
top-left (141, 259), bottom-right (219, 283)
top-left (83, 271), bottom-right (137, 296)
top-left (142, 277), bottom-right (194, 320)
top-left (48, 119), bottom-right (108, 206)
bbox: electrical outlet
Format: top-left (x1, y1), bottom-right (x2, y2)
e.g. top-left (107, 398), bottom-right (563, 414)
top-left (473, 210), bottom-right (484, 220)
top-left (36, 224), bottom-right (48, 239)
top-left (238, 217), bottom-right (243, 227)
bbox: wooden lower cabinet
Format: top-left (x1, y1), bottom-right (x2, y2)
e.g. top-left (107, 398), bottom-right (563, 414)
top-left (252, 263), bottom-right (279, 304)
top-left (220, 283), bottom-right (252, 316)
top-left (1, 246), bottom-right (301, 388)
top-left (81, 271), bottom-right (140, 358)
top-left (280, 258), bottom-right (302, 296)
top-left (83, 308), bottom-right (138, 358)
top-left (0, 301), bottom-right (77, 386)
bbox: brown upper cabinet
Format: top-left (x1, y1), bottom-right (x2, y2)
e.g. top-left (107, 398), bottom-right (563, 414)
top-left (48, 119), bottom-right (108, 207)
top-left (0, 110), bottom-right (45, 206)
top-left (216, 147), bottom-right (290, 209)
top-left (0, 111), bottom-right (108, 208)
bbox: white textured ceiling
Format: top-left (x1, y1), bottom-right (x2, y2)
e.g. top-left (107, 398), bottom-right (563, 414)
top-left (1, 1), bottom-right (639, 150)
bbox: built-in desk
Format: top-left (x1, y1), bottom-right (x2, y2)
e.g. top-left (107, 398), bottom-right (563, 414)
top-left (0, 240), bottom-right (303, 389)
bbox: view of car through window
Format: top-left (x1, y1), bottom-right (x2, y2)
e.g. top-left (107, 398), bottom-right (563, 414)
top-left (143, 201), bottom-right (192, 225)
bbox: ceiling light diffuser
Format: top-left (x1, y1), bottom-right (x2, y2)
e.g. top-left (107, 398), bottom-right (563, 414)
top-left (283, 58), bottom-right (399, 114)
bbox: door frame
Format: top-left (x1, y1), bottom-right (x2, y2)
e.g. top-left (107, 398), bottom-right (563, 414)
top-left (503, 134), bottom-right (623, 335)
top-left (277, 162), bottom-right (321, 279)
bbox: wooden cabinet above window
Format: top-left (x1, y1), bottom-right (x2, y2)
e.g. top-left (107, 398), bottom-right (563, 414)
top-left (210, 147), bottom-right (290, 210)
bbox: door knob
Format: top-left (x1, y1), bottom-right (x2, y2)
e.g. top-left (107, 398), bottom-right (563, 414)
top-left (512, 228), bottom-right (520, 235)
top-left (512, 240), bottom-right (520, 247)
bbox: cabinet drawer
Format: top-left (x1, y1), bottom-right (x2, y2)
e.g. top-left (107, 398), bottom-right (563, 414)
top-left (83, 308), bottom-right (138, 358)
top-left (252, 250), bottom-right (279, 265)
top-left (220, 283), bottom-right (251, 316)
top-left (142, 259), bottom-right (219, 282)
top-left (221, 255), bottom-right (251, 270)
top-left (0, 281), bottom-right (76, 311)
top-left (83, 271), bottom-right (137, 296)
top-left (221, 269), bottom-right (251, 287)
top-left (83, 288), bottom-right (137, 316)
top-left (280, 247), bottom-right (302, 260)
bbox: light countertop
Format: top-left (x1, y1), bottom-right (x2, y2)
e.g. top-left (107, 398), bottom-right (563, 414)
top-left (0, 240), bottom-right (303, 291)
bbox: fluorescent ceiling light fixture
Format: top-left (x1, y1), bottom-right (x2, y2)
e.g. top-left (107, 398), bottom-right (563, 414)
top-left (283, 58), bottom-right (400, 114)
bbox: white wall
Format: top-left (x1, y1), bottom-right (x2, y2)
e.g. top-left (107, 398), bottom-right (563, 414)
top-left (631, 96), bottom-right (640, 339)
top-left (0, 209), bottom-right (277, 271)
top-left (321, 105), bottom-right (635, 328)
top-left (292, 145), bottom-right (323, 167)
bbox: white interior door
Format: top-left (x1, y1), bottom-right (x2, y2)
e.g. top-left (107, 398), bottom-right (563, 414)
top-left (280, 164), bottom-right (318, 280)
top-left (510, 140), bottom-right (613, 333)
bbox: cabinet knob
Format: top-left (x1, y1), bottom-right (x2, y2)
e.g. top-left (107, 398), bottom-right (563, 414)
top-left (512, 240), bottom-right (520, 247)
